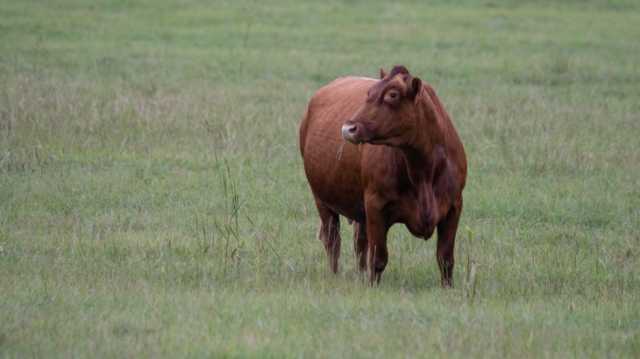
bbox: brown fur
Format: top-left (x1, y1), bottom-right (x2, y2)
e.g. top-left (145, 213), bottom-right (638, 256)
top-left (299, 66), bottom-right (467, 287)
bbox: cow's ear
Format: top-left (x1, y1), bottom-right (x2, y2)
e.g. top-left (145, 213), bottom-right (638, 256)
top-left (408, 77), bottom-right (422, 99)
top-left (379, 68), bottom-right (387, 79)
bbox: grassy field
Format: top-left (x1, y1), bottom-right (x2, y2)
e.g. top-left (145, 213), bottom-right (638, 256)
top-left (1, 0), bottom-right (639, 357)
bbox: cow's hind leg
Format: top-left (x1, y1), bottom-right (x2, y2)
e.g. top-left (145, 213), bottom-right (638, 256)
top-left (353, 221), bottom-right (367, 272)
top-left (315, 200), bottom-right (341, 273)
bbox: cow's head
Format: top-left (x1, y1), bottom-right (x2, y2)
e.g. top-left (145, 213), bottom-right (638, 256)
top-left (342, 66), bottom-right (423, 147)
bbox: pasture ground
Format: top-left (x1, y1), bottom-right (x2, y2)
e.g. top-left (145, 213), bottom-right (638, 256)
top-left (1, 0), bottom-right (639, 357)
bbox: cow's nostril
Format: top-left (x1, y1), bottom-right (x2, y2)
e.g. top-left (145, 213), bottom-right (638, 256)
top-left (341, 123), bottom-right (360, 142)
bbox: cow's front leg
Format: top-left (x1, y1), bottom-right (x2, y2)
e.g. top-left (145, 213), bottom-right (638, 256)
top-left (436, 200), bottom-right (462, 287)
top-left (365, 197), bottom-right (389, 285)
top-left (353, 221), bottom-right (368, 272)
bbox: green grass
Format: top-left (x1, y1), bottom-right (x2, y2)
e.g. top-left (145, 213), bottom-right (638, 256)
top-left (1, 0), bottom-right (639, 357)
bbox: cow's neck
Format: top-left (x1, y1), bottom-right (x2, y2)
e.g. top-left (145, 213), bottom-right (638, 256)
top-left (402, 141), bottom-right (446, 192)
top-left (402, 94), bottom-right (447, 186)
top-left (398, 93), bottom-right (448, 238)
top-left (401, 146), bottom-right (436, 185)
top-left (400, 145), bottom-right (443, 239)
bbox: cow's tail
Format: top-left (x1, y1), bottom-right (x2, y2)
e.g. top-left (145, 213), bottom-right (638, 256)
top-left (298, 103), bottom-right (312, 157)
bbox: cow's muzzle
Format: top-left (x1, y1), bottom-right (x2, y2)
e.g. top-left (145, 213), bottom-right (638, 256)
top-left (341, 121), bottom-right (362, 143)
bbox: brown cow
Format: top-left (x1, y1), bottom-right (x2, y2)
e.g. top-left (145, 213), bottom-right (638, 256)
top-left (299, 66), bottom-right (467, 287)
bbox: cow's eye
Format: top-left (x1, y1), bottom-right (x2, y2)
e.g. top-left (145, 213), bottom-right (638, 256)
top-left (384, 90), bottom-right (400, 104)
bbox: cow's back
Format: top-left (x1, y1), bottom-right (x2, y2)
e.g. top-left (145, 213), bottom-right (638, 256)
top-left (299, 77), bottom-right (376, 220)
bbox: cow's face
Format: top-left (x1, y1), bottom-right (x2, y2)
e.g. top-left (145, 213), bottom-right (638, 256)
top-left (342, 66), bottom-right (422, 148)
